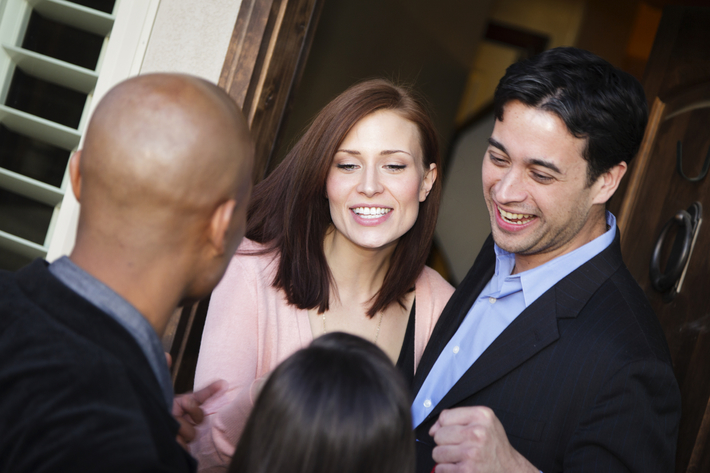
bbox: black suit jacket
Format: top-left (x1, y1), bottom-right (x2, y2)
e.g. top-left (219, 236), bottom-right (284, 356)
top-left (414, 233), bottom-right (680, 473)
top-left (0, 260), bottom-right (196, 473)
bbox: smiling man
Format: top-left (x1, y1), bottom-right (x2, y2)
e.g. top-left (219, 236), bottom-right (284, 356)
top-left (412, 47), bottom-right (681, 473)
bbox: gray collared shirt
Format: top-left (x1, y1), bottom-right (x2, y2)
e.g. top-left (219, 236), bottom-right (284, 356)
top-left (49, 256), bottom-right (174, 408)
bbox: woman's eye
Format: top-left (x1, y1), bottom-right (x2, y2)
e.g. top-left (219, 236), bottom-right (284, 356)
top-left (385, 164), bottom-right (406, 171)
top-left (336, 163), bottom-right (358, 171)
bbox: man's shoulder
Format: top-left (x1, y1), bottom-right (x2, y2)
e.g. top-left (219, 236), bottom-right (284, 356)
top-left (0, 301), bottom-right (192, 473)
top-left (0, 261), bottom-right (155, 412)
top-left (564, 256), bottom-right (672, 366)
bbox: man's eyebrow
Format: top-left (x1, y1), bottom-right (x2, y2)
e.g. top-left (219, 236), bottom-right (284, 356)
top-left (488, 138), bottom-right (507, 154)
top-left (488, 137), bottom-right (563, 174)
top-left (527, 158), bottom-right (562, 174)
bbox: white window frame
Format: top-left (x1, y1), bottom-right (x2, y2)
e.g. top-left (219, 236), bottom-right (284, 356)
top-left (47, 0), bottom-right (161, 261)
top-left (0, 0), bottom-right (160, 264)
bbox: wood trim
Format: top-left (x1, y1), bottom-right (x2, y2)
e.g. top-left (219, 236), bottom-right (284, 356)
top-left (167, 0), bottom-right (324, 393)
top-left (616, 96), bottom-right (665, 236)
top-left (219, 0), bottom-right (325, 181)
top-left (169, 297), bottom-right (213, 394)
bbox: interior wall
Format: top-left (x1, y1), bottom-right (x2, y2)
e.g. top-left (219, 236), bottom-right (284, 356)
top-left (273, 0), bottom-right (494, 168)
top-left (489, 0), bottom-right (586, 47)
top-left (575, 0), bottom-right (639, 69)
top-left (437, 113), bottom-right (496, 283)
top-left (140, 0), bottom-right (242, 83)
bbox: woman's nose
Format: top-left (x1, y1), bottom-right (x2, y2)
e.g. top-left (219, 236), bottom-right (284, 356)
top-left (357, 167), bottom-right (384, 196)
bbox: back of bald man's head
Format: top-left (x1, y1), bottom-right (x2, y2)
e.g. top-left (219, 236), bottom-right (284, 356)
top-left (76, 73), bottom-right (254, 248)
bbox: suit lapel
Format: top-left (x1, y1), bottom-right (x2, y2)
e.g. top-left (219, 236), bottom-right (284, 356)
top-left (418, 231), bottom-right (625, 425)
top-left (413, 235), bottom-right (496, 395)
top-left (424, 287), bottom-right (560, 424)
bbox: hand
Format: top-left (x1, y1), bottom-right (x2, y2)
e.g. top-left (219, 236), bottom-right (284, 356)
top-left (173, 379), bottom-right (227, 449)
top-left (429, 407), bottom-right (538, 473)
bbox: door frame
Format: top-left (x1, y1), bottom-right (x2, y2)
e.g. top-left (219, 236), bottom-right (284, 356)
top-left (165, 0), bottom-right (324, 393)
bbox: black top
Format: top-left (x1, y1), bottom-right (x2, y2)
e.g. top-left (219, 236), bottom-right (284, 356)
top-left (396, 299), bottom-right (416, 389)
top-left (0, 260), bottom-right (196, 473)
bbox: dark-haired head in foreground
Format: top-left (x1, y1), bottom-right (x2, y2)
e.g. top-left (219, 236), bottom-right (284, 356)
top-left (229, 332), bottom-right (414, 473)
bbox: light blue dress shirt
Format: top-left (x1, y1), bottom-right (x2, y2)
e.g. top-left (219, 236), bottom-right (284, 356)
top-left (412, 212), bottom-right (617, 428)
top-left (49, 256), bottom-right (174, 408)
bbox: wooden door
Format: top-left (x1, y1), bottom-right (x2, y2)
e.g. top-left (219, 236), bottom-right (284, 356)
top-left (610, 7), bottom-right (710, 473)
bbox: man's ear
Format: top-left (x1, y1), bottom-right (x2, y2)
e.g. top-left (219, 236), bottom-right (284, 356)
top-left (69, 150), bottom-right (83, 202)
top-left (592, 161), bottom-right (627, 205)
top-left (208, 199), bottom-right (237, 255)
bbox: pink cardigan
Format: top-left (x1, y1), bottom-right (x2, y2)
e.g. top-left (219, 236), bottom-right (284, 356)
top-left (190, 239), bottom-right (454, 472)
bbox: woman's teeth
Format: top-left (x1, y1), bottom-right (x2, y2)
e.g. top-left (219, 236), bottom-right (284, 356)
top-left (353, 207), bottom-right (391, 219)
top-left (498, 207), bottom-right (534, 225)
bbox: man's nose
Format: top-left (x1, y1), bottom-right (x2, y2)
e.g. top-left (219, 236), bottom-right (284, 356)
top-left (495, 168), bottom-right (527, 203)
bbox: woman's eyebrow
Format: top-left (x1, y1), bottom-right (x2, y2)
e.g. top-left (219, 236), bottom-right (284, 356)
top-left (381, 149), bottom-right (412, 156)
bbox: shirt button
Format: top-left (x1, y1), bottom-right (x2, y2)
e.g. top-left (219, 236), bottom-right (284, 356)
top-left (424, 399), bottom-right (432, 408)
top-left (489, 297), bottom-right (496, 304)
top-left (453, 346), bottom-right (460, 354)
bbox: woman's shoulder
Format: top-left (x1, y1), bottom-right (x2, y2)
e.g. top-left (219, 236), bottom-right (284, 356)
top-left (218, 238), bottom-right (279, 287)
top-left (232, 238), bottom-right (279, 267)
top-left (416, 266), bottom-right (454, 296)
top-left (236, 237), bottom-right (272, 254)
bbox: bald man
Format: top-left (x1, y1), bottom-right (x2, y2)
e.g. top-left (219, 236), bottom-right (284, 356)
top-left (0, 74), bottom-right (254, 473)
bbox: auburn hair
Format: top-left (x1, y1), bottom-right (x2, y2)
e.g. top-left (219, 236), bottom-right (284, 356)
top-left (244, 78), bottom-right (441, 317)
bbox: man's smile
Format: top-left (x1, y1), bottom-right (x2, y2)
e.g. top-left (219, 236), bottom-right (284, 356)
top-left (497, 206), bottom-right (535, 225)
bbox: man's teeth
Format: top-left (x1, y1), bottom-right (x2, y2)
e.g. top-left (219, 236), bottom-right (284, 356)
top-left (353, 207), bottom-right (391, 218)
top-left (498, 207), bottom-right (534, 225)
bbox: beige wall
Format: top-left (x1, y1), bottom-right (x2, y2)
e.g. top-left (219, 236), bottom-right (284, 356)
top-left (141, 0), bottom-right (242, 83)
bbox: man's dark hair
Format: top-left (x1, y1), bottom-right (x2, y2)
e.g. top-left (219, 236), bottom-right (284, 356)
top-left (494, 47), bottom-right (648, 185)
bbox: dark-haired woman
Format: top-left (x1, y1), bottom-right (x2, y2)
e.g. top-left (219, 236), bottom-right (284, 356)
top-left (191, 79), bottom-right (454, 471)
top-left (229, 332), bottom-right (414, 473)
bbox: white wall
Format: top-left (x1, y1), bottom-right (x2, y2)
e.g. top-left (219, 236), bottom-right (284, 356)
top-left (141, 0), bottom-right (242, 83)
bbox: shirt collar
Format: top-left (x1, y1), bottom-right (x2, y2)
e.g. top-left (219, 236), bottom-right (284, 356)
top-left (48, 256), bottom-right (173, 408)
top-left (491, 211), bottom-right (617, 307)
